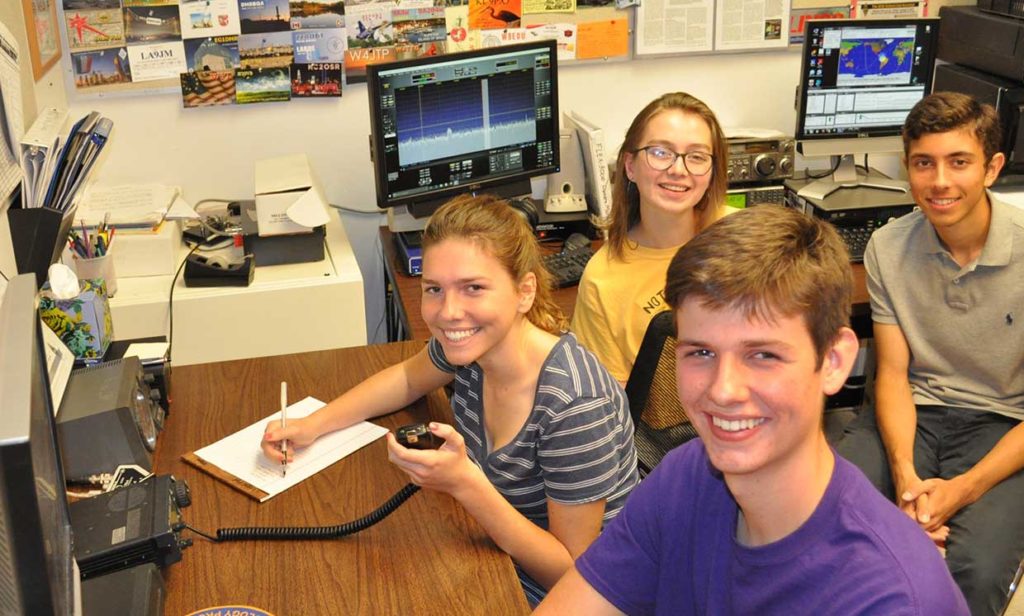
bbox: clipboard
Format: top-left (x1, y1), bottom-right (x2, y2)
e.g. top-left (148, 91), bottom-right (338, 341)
top-left (182, 452), bottom-right (270, 501)
top-left (180, 396), bottom-right (388, 503)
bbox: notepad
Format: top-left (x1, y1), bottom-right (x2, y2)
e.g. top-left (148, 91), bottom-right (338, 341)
top-left (184, 396), bottom-right (389, 502)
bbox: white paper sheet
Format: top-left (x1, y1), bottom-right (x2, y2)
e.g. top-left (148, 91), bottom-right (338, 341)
top-left (123, 341), bottom-right (169, 364)
top-left (76, 183), bottom-right (179, 227)
top-left (193, 396), bottom-right (389, 502)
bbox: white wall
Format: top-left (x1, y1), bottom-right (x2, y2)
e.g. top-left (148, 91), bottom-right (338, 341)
top-left (32, 49), bottom-right (904, 343)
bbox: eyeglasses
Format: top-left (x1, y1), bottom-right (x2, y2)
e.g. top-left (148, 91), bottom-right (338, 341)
top-left (633, 146), bottom-right (714, 175)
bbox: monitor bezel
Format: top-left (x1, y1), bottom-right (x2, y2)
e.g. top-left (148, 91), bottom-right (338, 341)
top-left (366, 39), bottom-right (561, 210)
top-left (0, 274), bottom-right (79, 615)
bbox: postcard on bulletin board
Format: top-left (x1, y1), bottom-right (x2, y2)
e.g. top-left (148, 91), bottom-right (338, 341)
top-left (577, 17), bottom-right (628, 60)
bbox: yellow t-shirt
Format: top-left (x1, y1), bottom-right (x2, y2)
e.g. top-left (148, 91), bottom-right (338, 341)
top-left (570, 242), bottom-right (679, 384)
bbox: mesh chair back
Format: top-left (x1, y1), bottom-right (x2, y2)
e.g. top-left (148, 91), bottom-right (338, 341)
top-left (625, 311), bottom-right (700, 475)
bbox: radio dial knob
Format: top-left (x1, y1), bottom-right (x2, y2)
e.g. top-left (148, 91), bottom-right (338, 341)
top-left (779, 156), bottom-right (793, 175)
top-left (754, 155), bottom-right (777, 177)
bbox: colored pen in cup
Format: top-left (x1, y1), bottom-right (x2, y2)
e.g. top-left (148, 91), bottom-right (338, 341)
top-left (280, 381), bottom-right (288, 477)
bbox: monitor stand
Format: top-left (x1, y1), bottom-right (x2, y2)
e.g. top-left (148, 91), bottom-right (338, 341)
top-left (797, 155), bottom-right (909, 201)
top-left (386, 178), bottom-right (534, 233)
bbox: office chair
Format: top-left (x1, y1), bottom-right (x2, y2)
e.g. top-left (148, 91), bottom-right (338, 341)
top-left (624, 311), bottom-right (699, 476)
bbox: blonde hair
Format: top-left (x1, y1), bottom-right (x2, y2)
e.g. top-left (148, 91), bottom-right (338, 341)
top-left (604, 92), bottom-right (728, 260)
top-left (422, 194), bottom-right (568, 334)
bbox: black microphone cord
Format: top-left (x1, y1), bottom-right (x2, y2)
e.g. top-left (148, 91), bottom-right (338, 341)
top-left (186, 483), bottom-right (421, 542)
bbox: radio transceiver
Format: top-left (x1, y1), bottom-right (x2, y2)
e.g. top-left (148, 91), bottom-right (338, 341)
top-left (726, 184), bottom-right (787, 208)
top-left (57, 356), bottom-right (164, 481)
top-left (727, 135), bottom-right (796, 185)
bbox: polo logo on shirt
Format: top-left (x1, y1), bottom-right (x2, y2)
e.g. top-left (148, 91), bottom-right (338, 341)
top-left (642, 289), bottom-right (666, 314)
top-left (1008, 313), bottom-right (1015, 326)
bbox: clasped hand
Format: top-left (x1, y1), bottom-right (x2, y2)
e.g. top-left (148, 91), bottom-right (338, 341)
top-left (387, 422), bottom-right (476, 495)
top-left (898, 472), bottom-right (975, 544)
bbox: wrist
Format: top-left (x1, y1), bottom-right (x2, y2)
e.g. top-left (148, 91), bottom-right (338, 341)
top-left (891, 459), bottom-right (917, 489)
top-left (449, 463), bottom-right (487, 502)
top-left (954, 471), bottom-right (984, 505)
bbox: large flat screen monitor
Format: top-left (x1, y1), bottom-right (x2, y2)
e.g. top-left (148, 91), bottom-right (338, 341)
top-left (367, 40), bottom-right (560, 217)
top-left (0, 273), bottom-right (80, 615)
top-left (795, 17), bottom-right (940, 200)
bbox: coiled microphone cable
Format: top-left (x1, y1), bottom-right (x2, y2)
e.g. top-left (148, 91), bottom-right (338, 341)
top-left (186, 483), bottom-right (421, 542)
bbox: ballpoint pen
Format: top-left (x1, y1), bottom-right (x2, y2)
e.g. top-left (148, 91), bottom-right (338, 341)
top-left (280, 381), bottom-right (288, 477)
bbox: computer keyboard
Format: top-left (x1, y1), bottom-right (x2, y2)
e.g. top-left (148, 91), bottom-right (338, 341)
top-left (543, 243), bottom-right (595, 288)
top-left (836, 227), bottom-right (872, 263)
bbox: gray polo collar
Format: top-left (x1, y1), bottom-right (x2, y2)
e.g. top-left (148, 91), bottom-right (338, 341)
top-left (921, 191), bottom-right (1013, 267)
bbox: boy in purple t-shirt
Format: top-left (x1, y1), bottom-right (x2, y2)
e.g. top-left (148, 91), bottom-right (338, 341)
top-left (537, 206), bottom-right (968, 615)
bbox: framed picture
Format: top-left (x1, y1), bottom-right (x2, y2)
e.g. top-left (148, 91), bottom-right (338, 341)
top-left (22, 0), bottom-right (62, 80)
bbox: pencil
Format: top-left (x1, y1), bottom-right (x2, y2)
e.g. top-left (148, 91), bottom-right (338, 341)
top-left (280, 381), bottom-right (288, 477)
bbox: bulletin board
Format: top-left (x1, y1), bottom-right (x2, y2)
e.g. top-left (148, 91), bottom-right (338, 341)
top-left (54, 0), bottom-right (636, 107)
top-left (51, 0), bottom-right (968, 107)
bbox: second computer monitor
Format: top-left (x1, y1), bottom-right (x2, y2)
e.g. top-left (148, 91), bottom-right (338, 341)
top-left (367, 40), bottom-right (560, 216)
top-left (794, 17), bottom-right (940, 200)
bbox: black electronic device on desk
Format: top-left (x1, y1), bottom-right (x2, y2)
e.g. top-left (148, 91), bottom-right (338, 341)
top-left (80, 563), bottom-right (165, 616)
top-left (784, 175), bottom-right (916, 262)
top-left (70, 474), bottom-right (192, 579)
top-left (395, 230), bottom-right (422, 276)
top-left (543, 233), bottom-right (594, 288)
top-left (104, 337), bottom-right (172, 417)
top-left (57, 356), bottom-right (163, 482)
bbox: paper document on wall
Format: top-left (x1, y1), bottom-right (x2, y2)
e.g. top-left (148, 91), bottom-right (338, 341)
top-left (0, 21), bottom-right (24, 209)
top-left (635, 0), bottom-right (713, 56)
top-left (714, 0), bottom-right (789, 51)
top-left (190, 396), bottom-right (389, 502)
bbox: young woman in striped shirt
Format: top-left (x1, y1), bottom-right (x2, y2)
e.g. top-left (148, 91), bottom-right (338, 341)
top-left (262, 194), bottom-right (639, 604)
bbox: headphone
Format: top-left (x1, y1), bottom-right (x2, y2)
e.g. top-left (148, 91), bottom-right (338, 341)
top-left (508, 196), bottom-right (539, 229)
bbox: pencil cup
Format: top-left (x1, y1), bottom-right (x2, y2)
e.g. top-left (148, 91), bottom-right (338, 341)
top-left (73, 253), bottom-right (117, 297)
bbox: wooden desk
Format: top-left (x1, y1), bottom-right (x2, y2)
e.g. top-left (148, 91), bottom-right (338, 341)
top-left (154, 341), bottom-right (530, 615)
top-left (381, 228), bottom-right (871, 342)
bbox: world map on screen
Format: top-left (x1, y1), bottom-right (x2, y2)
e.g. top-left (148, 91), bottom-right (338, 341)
top-left (839, 38), bottom-right (914, 78)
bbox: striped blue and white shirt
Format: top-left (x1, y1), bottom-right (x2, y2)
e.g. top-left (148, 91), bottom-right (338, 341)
top-left (428, 333), bottom-right (639, 604)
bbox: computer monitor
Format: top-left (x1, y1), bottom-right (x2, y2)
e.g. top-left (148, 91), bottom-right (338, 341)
top-left (367, 40), bottom-right (560, 218)
top-left (794, 17), bottom-right (940, 200)
top-left (0, 274), bottom-right (81, 615)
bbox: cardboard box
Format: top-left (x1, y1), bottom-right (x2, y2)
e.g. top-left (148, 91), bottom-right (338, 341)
top-left (253, 154), bottom-right (330, 237)
top-left (39, 278), bottom-right (114, 359)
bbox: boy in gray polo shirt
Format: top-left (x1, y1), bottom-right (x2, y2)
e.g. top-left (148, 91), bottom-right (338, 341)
top-left (837, 91), bottom-right (1024, 615)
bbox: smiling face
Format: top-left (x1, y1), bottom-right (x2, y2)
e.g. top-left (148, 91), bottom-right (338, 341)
top-left (624, 109), bottom-right (713, 221)
top-left (906, 128), bottom-right (1004, 237)
top-left (674, 298), bottom-right (853, 481)
top-left (420, 238), bottom-right (534, 367)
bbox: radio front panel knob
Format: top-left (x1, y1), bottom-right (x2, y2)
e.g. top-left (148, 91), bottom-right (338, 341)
top-left (754, 155), bottom-right (777, 177)
top-left (779, 156), bottom-right (794, 176)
